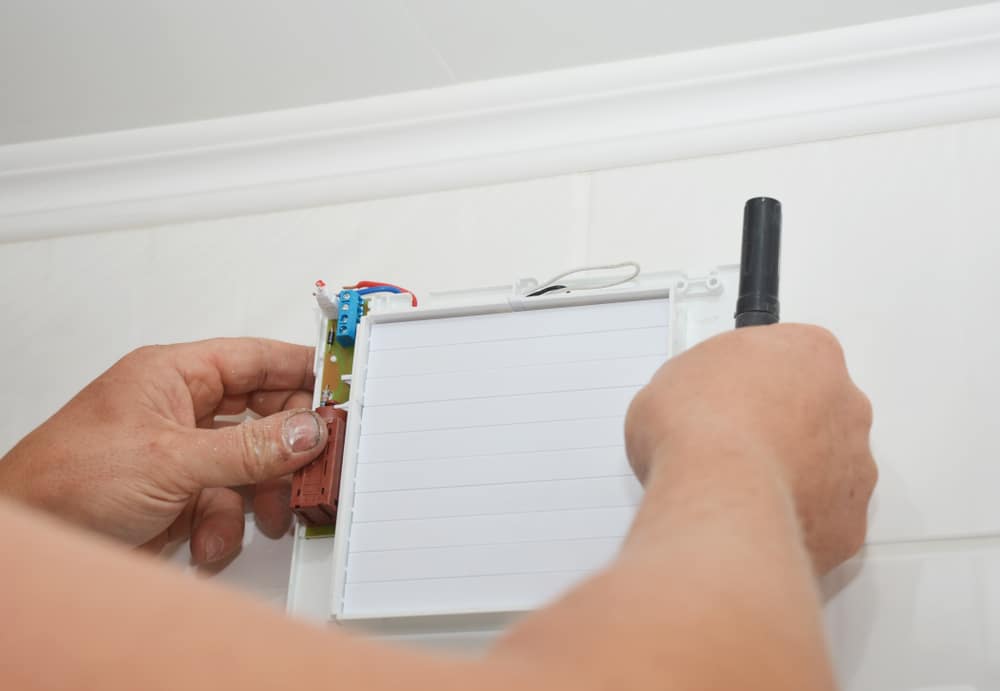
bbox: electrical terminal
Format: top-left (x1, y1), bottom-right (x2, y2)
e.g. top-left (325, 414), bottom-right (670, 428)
top-left (336, 290), bottom-right (364, 347)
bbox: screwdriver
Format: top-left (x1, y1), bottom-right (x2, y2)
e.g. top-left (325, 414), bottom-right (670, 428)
top-left (735, 197), bottom-right (782, 328)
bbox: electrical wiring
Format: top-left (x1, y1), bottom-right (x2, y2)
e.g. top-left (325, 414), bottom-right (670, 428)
top-left (524, 261), bottom-right (640, 297)
top-left (525, 284), bottom-right (568, 297)
top-left (344, 280), bottom-right (418, 306)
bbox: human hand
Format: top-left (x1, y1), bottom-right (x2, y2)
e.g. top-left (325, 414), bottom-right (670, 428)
top-left (624, 324), bottom-right (877, 574)
top-left (0, 339), bottom-right (328, 566)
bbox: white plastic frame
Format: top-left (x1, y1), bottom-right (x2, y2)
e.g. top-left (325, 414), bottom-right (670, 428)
top-left (287, 265), bottom-right (738, 644)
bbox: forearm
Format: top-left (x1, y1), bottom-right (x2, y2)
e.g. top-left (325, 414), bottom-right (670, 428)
top-left (495, 443), bottom-right (837, 690)
top-left (0, 445), bottom-right (835, 691)
top-left (0, 499), bottom-right (496, 691)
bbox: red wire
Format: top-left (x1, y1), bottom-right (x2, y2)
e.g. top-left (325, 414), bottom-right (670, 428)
top-left (343, 280), bottom-right (418, 306)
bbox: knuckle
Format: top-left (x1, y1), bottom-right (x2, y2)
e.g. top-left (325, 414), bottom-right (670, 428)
top-left (121, 344), bottom-right (170, 371)
top-left (624, 387), bottom-right (657, 438)
top-left (855, 384), bottom-right (872, 414)
top-left (857, 391), bottom-right (874, 428)
top-left (237, 421), bottom-right (274, 483)
top-left (129, 344), bottom-right (164, 362)
top-left (624, 387), bottom-right (647, 425)
top-left (865, 455), bottom-right (879, 493)
top-left (804, 324), bottom-right (844, 358)
top-left (775, 324), bottom-right (846, 368)
top-left (142, 430), bottom-right (190, 489)
top-left (623, 390), bottom-right (654, 483)
top-left (625, 453), bottom-right (652, 486)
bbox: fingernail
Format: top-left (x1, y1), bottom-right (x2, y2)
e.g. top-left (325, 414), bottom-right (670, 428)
top-left (282, 411), bottom-right (322, 453)
top-left (205, 535), bottom-right (225, 562)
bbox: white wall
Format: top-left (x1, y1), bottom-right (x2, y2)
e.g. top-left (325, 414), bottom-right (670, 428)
top-left (1, 116), bottom-right (999, 688)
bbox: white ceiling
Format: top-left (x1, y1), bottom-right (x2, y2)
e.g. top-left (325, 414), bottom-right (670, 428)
top-left (0, 0), bottom-right (988, 146)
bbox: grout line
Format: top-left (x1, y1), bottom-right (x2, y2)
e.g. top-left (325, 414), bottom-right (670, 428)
top-left (862, 533), bottom-right (1000, 558)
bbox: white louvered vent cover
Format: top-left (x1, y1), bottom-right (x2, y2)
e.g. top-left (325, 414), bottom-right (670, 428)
top-left (339, 298), bottom-right (669, 619)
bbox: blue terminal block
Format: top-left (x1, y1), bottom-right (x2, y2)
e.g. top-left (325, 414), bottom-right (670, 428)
top-left (336, 289), bottom-right (363, 347)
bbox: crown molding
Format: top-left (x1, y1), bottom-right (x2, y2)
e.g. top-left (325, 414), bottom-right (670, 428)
top-left (2, 3), bottom-right (1000, 243)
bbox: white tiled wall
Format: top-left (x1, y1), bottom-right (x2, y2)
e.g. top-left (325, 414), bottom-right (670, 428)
top-left (824, 540), bottom-right (1000, 689)
top-left (586, 122), bottom-right (1000, 545)
top-left (1, 119), bottom-right (999, 689)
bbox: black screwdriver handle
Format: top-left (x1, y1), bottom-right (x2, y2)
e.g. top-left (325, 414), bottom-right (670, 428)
top-left (735, 197), bottom-right (782, 328)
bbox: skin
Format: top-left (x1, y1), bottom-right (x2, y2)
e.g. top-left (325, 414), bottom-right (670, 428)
top-left (0, 339), bottom-right (327, 565)
top-left (0, 326), bottom-right (876, 691)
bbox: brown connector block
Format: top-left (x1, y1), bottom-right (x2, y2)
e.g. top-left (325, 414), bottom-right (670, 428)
top-left (290, 406), bottom-right (347, 526)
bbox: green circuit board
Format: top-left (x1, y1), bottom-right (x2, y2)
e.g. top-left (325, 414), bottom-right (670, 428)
top-left (304, 318), bottom-right (355, 540)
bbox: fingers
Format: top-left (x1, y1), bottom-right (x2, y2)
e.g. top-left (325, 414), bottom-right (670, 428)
top-left (173, 338), bottom-right (315, 420)
top-left (253, 477), bottom-right (293, 539)
top-left (190, 487), bottom-right (246, 566)
top-left (213, 389), bottom-right (315, 418)
top-left (172, 408), bottom-right (328, 490)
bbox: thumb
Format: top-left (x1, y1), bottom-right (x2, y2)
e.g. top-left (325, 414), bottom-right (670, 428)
top-left (175, 409), bottom-right (329, 489)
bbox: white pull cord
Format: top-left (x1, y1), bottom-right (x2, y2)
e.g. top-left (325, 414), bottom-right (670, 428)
top-left (524, 261), bottom-right (641, 297)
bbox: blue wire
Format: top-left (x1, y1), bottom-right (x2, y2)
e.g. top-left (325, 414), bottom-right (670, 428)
top-left (357, 286), bottom-right (401, 296)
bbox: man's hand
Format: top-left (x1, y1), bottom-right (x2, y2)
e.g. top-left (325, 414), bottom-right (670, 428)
top-left (625, 323), bottom-right (877, 574)
top-left (0, 338), bottom-right (328, 565)
top-left (0, 325), bottom-right (878, 691)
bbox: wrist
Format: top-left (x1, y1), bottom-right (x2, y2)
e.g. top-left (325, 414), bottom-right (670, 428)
top-left (625, 440), bottom-right (804, 560)
top-left (646, 427), bottom-right (790, 498)
top-left (0, 440), bottom-right (66, 518)
top-left (0, 447), bottom-right (33, 506)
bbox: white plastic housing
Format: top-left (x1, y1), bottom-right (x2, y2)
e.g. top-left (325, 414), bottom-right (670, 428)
top-left (288, 266), bottom-right (737, 647)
